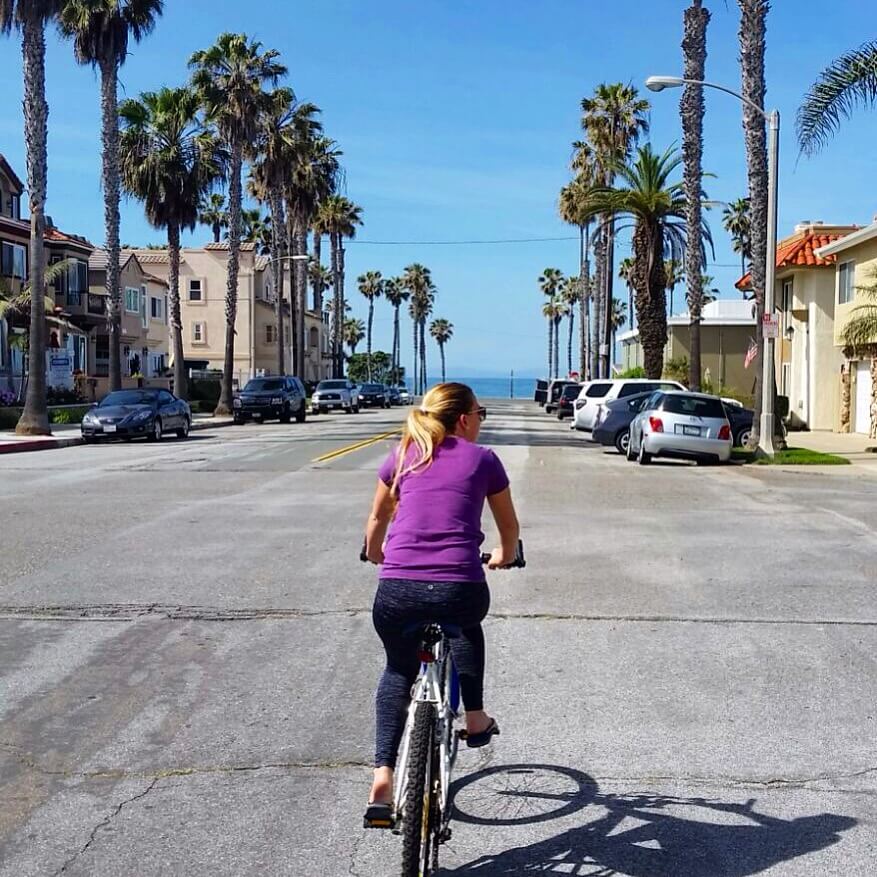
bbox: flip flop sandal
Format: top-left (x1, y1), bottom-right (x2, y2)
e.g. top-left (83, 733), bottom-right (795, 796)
top-left (460, 718), bottom-right (500, 748)
top-left (363, 802), bottom-right (395, 830)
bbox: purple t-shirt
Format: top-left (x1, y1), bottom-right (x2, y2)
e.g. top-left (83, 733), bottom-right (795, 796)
top-left (377, 436), bottom-right (510, 583)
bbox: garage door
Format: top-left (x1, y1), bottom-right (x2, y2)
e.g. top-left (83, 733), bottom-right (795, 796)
top-left (855, 360), bottom-right (872, 434)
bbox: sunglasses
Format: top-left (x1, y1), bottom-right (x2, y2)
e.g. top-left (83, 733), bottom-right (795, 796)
top-left (469, 407), bottom-right (487, 422)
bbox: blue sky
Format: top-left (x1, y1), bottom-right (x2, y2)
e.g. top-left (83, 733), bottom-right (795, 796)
top-left (2, 1), bottom-right (875, 376)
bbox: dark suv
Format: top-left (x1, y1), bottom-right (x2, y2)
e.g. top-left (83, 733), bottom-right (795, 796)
top-left (233, 376), bottom-right (307, 424)
top-left (358, 382), bottom-right (391, 408)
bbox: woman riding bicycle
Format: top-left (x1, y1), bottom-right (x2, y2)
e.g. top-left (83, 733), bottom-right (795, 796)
top-left (363, 382), bottom-right (520, 823)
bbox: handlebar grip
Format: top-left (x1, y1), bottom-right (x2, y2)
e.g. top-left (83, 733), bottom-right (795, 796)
top-left (481, 540), bottom-right (526, 569)
top-left (359, 539), bottom-right (369, 563)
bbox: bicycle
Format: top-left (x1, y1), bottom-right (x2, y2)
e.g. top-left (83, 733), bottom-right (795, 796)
top-left (360, 540), bottom-right (526, 876)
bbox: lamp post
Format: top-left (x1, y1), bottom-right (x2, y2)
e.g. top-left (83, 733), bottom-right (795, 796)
top-left (646, 75), bottom-right (779, 456)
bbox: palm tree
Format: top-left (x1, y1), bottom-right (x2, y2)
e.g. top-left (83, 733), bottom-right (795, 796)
top-left (2, 0), bottom-right (66, 434)
top-left (343, 317), bottom-right (365, 357)
top-left (316, 195), bottom-right (362, 377)
top-left (551, 298), bottom-right (568, 379)
top-left (538, 268), bottom-right (564, 379)
top-left (542, 299), bottom-right (559, 384)
top-left (430, 318), bottom-right (453, 383)
top-left (738, 0), bottom-right (771, 446)
top-left (60, 0), bottom-right (163, 393)
top-left (402, 263), bottom-right (433, 393)
top-left (619, 257), bottom-right (635, 332)
top-left (722, 198), bottom-right (752, 277)
top-left (840, 275), bottom-right (877, 439)
top-left (119, 86), bottom-right (223, 401)
top-left (577, 145), bottom-right (711, 379)
top-left (198, 192), bottom-right (228, 243)
top-left (190, 32), bottom-right (286, 413)
top-left (797, 42), bottom-right (877, 157)
top-left (382, 276), bottom-right (408, 386)
top-left (357, 270), bottom-right (384, 381)
top-left (700, 275), bottom-right (720, 305)
top-left (560, 276), bottom-right (579, 376)
top-left (241, 208), bottom-right (267, 244)
top-left (682, 0), bottom-right (711, 391)
top-left (581, 83), bottom-right (650, 378)
top-left (610, 297), bottom-right (628, 365)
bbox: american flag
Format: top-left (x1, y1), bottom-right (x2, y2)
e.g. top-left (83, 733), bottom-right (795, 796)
top-left (744, 338), bottom-right (758, 369)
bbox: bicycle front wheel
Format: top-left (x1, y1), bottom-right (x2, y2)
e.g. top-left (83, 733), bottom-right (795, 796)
top-left (401, 702), bottom-right (438, 877)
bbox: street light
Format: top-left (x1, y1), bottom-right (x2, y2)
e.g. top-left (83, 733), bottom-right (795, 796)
top-left (646, 74), bottom-right (780, 456)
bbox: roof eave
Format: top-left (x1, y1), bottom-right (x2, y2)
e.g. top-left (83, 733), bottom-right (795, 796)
top-left (815, 223), bottom-right (877, 258)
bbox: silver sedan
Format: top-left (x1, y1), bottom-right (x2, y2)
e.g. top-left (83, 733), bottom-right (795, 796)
top-left (628, 390), bottom-right (732, 465)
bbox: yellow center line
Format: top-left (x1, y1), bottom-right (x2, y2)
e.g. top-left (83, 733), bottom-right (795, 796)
top-left (311, 429), bottom-right (401, 464)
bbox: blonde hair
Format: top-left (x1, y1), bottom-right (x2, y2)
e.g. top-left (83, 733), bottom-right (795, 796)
top-left (391, 382), bottom-right (477, 497)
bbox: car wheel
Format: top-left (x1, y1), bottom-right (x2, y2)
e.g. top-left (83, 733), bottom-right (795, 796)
top-left (735, 427), bottom-right (752, 448)
top-left (556, 410), bottom-right (565, 420)
top-left (82, 436), bottom-right (94, 444)
top-left (295, 405), bottom-right (306, 423)
top-left (279, 406), bottom-right (292, 424)
top-left (637, 440), bottom-right (652, 465)
top-left (615, 429), bottom-right (630, 456)
top-left (176, 417), bottom-right (190, 439)
top-left (627, 433), bottom-right (638, 461)
top-left (233, 415), bottom-right (244, 425)
top-left (147, 418), bottom-right (163, 442)
top-left (353, 405), bottom-right (360, 414)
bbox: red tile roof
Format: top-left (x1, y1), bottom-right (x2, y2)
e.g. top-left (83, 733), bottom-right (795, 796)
top-left (735, 228), bottom-right (857, 290)
top-left (44, 227), bottom-right (93, 249)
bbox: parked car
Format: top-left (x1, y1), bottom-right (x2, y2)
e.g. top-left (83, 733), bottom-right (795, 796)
top-left (592, 391), bottom-right (654, 455)
top-left (233, 376), bottom-right (306, 424)
top-left (723, 400), bottom-right (755, 447)
top-left (628, 390), bottom-right (732, 465)
top-left (81, 388), bottom-right (191, 442)
top-left (534, 379), bottom-right (549, 406)
top-left (545, 379), bottom-right (579, 414)
top-left (312, 379), bottom-right (359, 414)
top-left (358, 382), bottom-right (391, 408)
top-left (555, 384), bottom-right (583, 420)
top-left (572, 378), bottom-right (686, 432)
top-left (387, 386), bottom-right (402, 406)
top-left (396, 385), bottom-right (411, 405)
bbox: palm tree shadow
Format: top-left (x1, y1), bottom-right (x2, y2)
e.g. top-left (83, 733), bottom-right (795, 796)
top-left (442, 768), bottom-right (856, 876)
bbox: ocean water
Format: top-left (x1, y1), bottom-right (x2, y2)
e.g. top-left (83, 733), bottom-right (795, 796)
top-left (422, 376), bottom-right (536, 400)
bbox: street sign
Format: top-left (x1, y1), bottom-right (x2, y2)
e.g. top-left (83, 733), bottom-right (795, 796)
top-left (762, 313), bottom-right (779, 339)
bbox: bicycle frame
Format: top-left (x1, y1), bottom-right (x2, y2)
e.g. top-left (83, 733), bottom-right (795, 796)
top-left (392, 633), bottom-right (460, 835)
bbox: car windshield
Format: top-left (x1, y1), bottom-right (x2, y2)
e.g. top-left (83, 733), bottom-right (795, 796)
top-left (661, 395), bottom-right (726, 418)
top-left (99, 390), bottom-right (158, 407)
top-left (317, 381), bottom-right (348, 390)
top-left (362, 384), bottom-right (383, 392)
top-left (244, 379), bottom-right (283, 392)
top-left (561, 385), bottom-right (580, 399)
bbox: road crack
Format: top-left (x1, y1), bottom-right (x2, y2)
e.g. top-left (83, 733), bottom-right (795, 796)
top-left (52, 778), bottom-right (159, 875)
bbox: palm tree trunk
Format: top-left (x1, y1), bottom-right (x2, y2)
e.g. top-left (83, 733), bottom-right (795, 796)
top-left (602, 220), bottom-right (616, 378)
top-left (419, 319), bottom-right (427, 392)
top-left (330, 232), bottom-right (341, 378)
top-left (16, 14), bottom-right (50, 435)
top-left (440, 341), bottom-right (446, 383)
top-left (628, 283), bottom-right (633, 331)
top-left (547, 318), bottom-right (553, 380)
top-left (567, 310), bottom-right (574, 376)
top-left (592, 229), bottom-right (606, 379)
top-left (412, 316), bottom-right (418, 394)
top-left (294, 218), bottom-right (308, 376)
top-left (870, 355), bottom-right (877, 440)
top-left (269, 187), bottom-right (285, 375)
top-left (99, 58), bottom-right (123, 393)
top-left (366, 299), bottom-right (374, 381)
top-left (683, 0), bottom-right (710, 392)
top-left (212, 222), bottom-right (221, 244)
top-left (554, 316), bottom-right (562, 379)
top-left (391, 304), bottom-right (399, 383)
top-left (216, 146), bottom-right (242, 415)
top-left (634, 222), bottom-right (669, 379)
top-left (167, 221), bottom-right (187, 401)
top-left (312, 230), bottom-right (322, 312)
top-left (739, 0), bottom-right (770, 446)
top-left (338, 238), bottom-right (347, 379)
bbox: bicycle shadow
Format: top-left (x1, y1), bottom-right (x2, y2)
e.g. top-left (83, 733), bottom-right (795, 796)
top-left (442, 765), bottom-right (856, 875)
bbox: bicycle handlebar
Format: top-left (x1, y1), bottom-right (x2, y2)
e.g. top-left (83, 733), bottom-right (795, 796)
top-left (360, 539), bottom-right (526, 569)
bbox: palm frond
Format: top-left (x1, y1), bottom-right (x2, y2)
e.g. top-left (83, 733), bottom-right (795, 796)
top-left (797, 41), bottom-right (877, 156)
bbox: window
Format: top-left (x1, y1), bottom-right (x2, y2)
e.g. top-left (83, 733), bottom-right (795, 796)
top-left (266, 324), bottom-right (276, 344)
top-left (188, 279), bottom-right (203, 302)
top-left (192, 322), bottom-right (205, 343)
top-left (140, 286), bottom-right (148, 329)
top-left (10, 194), bottom-right (20, 220)
top-left (125, 287), bottom-right (140, 313)
top-left (838, 261), bottom-right (855, 305)
top-left (1, 241), bottom-right (27, 279)
top-left (150, 296), bottom-right (162, 320)
top-left (49, 255), bottom-right (65, 295)
top-left (781, 279), bottom-right (793, 312)
top-left (660, 395), bottom-right (726, 418)
top-left (585, 382), bottom-right (612, 398)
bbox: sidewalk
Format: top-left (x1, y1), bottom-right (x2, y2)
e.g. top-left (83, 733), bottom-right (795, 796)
top-left (790, 429), bottom-right (877, 472)
top-left (0, 413), bottom-right (234, 456)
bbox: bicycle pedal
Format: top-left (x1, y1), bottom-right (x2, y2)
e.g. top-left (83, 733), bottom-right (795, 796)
top-left (440, 827), bottom-right (452, 844)
top-left (363, 815), bottom-right (396, 830)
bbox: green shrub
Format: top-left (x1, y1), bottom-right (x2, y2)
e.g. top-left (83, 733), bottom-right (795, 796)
top-left (0, 407), bottom-right (20, 430)
top-left (189, 379), bottom-right (221, 404)
top-left (663, 357), bottom-right (689, 383)
top-left (617, 366), bottom-right (646, 378)
top-left (49, 406), bottom-right (90, 425)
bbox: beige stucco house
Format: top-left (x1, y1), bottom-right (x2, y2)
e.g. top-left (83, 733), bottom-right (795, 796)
top-left (619, 299), bottom-right (757, 397)
top-left (736, 222), bottom-right (859, 431)
top-left (814, 223), bottom-right (877, 437)
top-left (131, 243), bottom-right (331, 386)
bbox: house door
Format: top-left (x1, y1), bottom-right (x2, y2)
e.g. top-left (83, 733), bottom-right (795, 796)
top-left (855, 360), bottom-right (872, 434)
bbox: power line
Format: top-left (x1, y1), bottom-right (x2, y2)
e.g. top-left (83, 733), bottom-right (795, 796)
top-left (348, 236), bottom-right (578, 246)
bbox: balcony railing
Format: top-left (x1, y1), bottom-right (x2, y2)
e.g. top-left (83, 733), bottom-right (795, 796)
top-left (88, 294), bottom-right (105, 315)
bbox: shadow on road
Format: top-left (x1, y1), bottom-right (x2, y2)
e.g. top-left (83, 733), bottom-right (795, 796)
top-left (443, 764), bottom-right (856, 875)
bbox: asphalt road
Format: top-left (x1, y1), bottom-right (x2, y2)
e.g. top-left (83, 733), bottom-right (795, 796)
top-left (0, 401), bottom-right (875, 875)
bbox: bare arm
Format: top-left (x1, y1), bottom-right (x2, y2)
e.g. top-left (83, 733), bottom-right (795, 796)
top-left (365, 480), bottom-right (395, 564)
top-left (486, 487), bottom-right (520, 569)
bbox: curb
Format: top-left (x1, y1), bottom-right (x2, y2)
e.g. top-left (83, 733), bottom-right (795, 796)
top-left (0, 436), bottom-right (84, 455)
top-left (191, 418), bottom-right (235, 432)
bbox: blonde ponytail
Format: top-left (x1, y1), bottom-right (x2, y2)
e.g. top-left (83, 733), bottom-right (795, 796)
top-left (391, 382), bottom-right (476, 496)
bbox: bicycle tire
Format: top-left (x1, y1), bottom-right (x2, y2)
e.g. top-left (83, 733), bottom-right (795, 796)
top-left (401, 702), bottom-right (437, 877)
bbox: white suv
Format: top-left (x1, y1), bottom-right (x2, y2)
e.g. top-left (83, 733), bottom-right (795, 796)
top-left (311, 379), bottom-right (360, 414)
top-left (571, 378), bottom-right (686, 432)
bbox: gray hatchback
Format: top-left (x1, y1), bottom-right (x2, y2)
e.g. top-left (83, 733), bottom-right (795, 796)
top-left (628, 390), bottom-right (732, 465)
